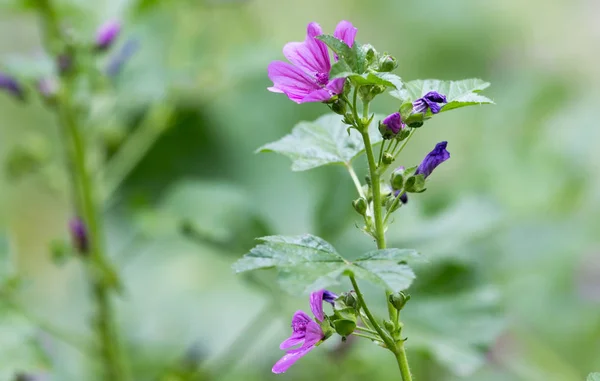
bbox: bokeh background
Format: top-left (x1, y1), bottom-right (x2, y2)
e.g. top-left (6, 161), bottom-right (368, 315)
top-left (1, 0), bottom-right (599, 380)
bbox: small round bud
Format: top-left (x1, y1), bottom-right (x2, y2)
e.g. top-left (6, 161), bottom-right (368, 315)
top-left (404, 112), bottom-right (425, 128)
top-left (330, 99), bottom-right (346, 115)
top-left (390, 166), bottom-right (405, 190)
top-left (378, 55), bottom-right (398, 72)
top-left (342, 291), bottom-right (358, 309)
top-left (382, 153), bottom-right (394, 165)
top-left (389, 291), bottom-right (411, 311)
top-left (352, 197), bottom-right (368, 216)
top-left (95, 20), bottom-right (121, 51)
top-left (332, 307), bottom-right (357, 337)
top-left (383, 319), bottom-right (395, 333)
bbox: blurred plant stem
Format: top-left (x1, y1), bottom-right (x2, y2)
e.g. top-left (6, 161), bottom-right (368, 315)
top-left (349, 89), bottom-right (413, 381)
top-left (35, 1), bottom-right (129, 380)
top-left (101, 104), bottom-right (175, 205)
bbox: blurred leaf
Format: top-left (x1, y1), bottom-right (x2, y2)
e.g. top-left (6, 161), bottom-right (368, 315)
top-left (0, 233), bottom-right (15, 285)
top-left (232, 235), bottom-right (419, 294)
top-left (389, 78), bottom-right (493, 113)
top-left (2, 55), bottom-right (55, 79)
top-left (0, 307), bottom-right (50, 379)
top-left (139, 180), bottom-right (269, 253)
top-left (588, 373), bottom-right (600, 381)
top-left (257, 114), bottom-right (382, 171)
top-left (405, 287), bottom-right (504, 377)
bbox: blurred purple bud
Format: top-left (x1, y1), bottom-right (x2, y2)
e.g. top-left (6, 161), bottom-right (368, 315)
top-left (105, 39), bottom-right (139, 77)
top-left (379, 112), bottom-right (404, 139)
top-left (69, 217), bottom-right (89, 254)
top-left (393, 190), bottom-right (408, 204)
top-left (57, 53), bottom-right (73, 75)
top-left (322, 290), bottom-right (338, 305)
top-left (0, 72), bottom-right (25, 100)
top-left (95, 20), bottom-right (121, 50)
top-left (415, 141), bottom-right (450, 178)
top-left (413, 91), bottom-right (447, 114)
top-left (38, 78), bottom-right (59, 98)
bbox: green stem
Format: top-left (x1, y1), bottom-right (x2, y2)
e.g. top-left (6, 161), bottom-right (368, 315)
top-left (355, 326), bottom-right (380, 336)
top-left (349, 275), bottom-right (395, 351)
top-left (345, 162), bottom-right (366, 199)
top-left (392, 128), bottom-right (416, 159)
top-left (351, 332), bottom-right (384, 342)
top-left (383, 190), bottom-right (405, 226)
top-left (36, 2), bottom-right (128, 380)
top-left (395, 343), bottom-right (413, 381)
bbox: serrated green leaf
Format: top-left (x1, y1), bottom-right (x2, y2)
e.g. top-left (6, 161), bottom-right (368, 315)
top-left (588, 373), bottom-right (600, 381)
top-left (233, 236), bottom-right (419, 294)
top-left (389, 78), bottom-right (493, 113)
top-left (347, 72), bottom-right (399, 88)
top-left (257, 114), bottom-right (383, 171)
top-left (316, 35), bottom-right (357, 70)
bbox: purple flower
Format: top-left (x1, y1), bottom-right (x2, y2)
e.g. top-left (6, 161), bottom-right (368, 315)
top-left (415, 141), bottom-right (450, 178)
top-left (69, 217), bottom-right (89, 254)
top-left (380, 112), bottom-right (404, 139)
top-left (95, 20), bottom-right (121, 50)
top-left (268, 21), bottom-right (357, 104)
top-left (38, 78), bottom-right (58, 98)
top-left (413, 91), bottom-right (447, 114)
top-left (393, 190), bottom-right (409, 204)
top-left (105, 39), bottom-right (139, 77)
top-left (272, 289), bottom-right (335, 373)
top-left (0, 72), bottom-right (24, 100)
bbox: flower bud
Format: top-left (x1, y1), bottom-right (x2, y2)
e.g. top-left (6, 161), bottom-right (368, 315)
top-left (341, 291), bottom-right (358, 309)
top-left (379, 112), bottom-right (404, 139)
top-left (404, 112), bottom-right (424, 128)
top-left (0, 72), bottom-right (25, 100)
top-left (383, 319), bottom-right (395, 333)
top-left (404, 174), bottom-right (426, 193)
top-left (413, 91), bottom-right (447, 114)
top-left (332, 307), bottom-right (357, 337)
top-left (416, 141), bottom-right (450, 179)
top-left (389, 291), bottom-right (411, 311)
top-left (390, 166), bottom-right (405, 190)
top-left (95, 20), bottom-right (121, 51)
top-left (69, 217), bottom-right (89, 255)
top-left (378, 54), bottom-right (398, 72)
top-left (37, 78), bottom-right (59, 103)
top-left (382, 152), bottom-right (394, 165)
top-left (352, 197), bottom-right (368, 216)
top-left (329, 99), bottom-right (346, 115)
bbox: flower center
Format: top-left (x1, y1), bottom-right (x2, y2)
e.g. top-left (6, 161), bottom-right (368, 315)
top-left (315, 72), bottom-right (329, 86)
top-left (292, 320), bottom-right (308, 333)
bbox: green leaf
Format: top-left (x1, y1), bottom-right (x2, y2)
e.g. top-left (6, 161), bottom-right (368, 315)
top-left (329, 59), bottom-right (353, 79)
top-left (257, 114), bottom-right (383, 171)
top-left (232, 236), bottom-right (419, 294)
top-left (0, 233), bottom-right (15, 285)
top-left (405, 287), bottom-right (504, 377)
top-left (347, 72), bottom-right (400, 89)
top-left (389, 78), bottom-right (493, 113)
top-left (316, 35), bottom-right (357, 69)
top-left (588, 373), bottom-right (600, 381)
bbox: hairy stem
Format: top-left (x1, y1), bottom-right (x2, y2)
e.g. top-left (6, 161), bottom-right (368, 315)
top-left (349, 275), bottom-right (395, 351)
top-left (345, 162), bottom-right (366, 199)
top-left (395, 343), bottom-right (413, 381)
top-left (36, 1), bottom-right (128, 379)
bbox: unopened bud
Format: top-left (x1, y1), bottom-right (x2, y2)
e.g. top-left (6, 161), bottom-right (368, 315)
top-left (69, 217), bottom-right (89, 255)
top-left (342, 291), bottom-right (358, 309)
top-left (332, 307), bottom-right (357, 337)
top-left (378, 54), bottom-right (398, 72)
top-left (95, 20), bottom-right (121, 51)
top-left (389, 291), bottom-right (411, 311)
top-left (0, 72), bottom-right (25, 100)
top-left (382, 153), bottom-right (394, 165)
top-left (329, 99), bottom-right (346, 115)
top-left (390, 166), bottom-right (405, 190)
top-left (352, 197), bottom-right (368, 216)
top-left (383, 319), bottom-right (395, 333)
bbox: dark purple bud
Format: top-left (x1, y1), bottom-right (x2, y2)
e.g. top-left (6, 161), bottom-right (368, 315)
top-left (57, 53), bottom-right (73, 75)
top-left (415, 141), bottom-right (450, 178)
top-left (379, 112), bottom-right (404, 139)
top-left (69, 217), bottom-right (89, 254)
top-left (323, 290), bottom-right (338, 305)
top-left (105, 39), bottom-right (139, 77)
top-left (0, 72), bottom-right (25, 100)
top-left (413, 91), bottom-right (447, 114)
top-left (393, 190), bottom-right (408, 204)
top-left (95, 20), bottom-right (121, 50)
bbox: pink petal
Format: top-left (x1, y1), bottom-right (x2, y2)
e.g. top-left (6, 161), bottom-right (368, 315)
top-left (291, 310), bottom-right (312, 328)
top-left (271, 345), bottom-right (316, 374)
top-left (304, 321), bottom-right (324, 346)
top-left (309, 290), bottom-right (325, 321)
top-left (268, 61), bottom-right (320, 103)
top-left (333, 20), bottom-right (357, 48)
top-left (301, 88), bottom-right (333, 103)
top-left (279, 334), bottom-right (305, 350)
top-left (283, 22), bottom-right (331, 76)
top-left (326, 77), bottom-right (346, 95)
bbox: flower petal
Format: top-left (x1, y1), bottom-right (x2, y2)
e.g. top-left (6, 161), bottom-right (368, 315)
top-left (333, 20), bottom-right (357, 48)
top-left (291, 310), bottom-right (312, 331)
top-left (268, 61), bottom-right (320, 103)
top-left (301, 88), bottom-right (333, 103)
top-left (326, 77), bottom-right (346, 95)
top-left (304, 321), bottom-right (324, 346)
top-left (271, 345), bottom-right (316, 374)
top-left (309, 290), bottom-right (325, 321)
top-left (279, 333), bottom-right (305, 350)
top-left (283, 22), bottom-right (330, 75)
top-left (415, 141), bottom-right (450, 178)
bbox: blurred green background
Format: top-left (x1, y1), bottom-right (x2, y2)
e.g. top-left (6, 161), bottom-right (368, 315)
top-left (1, 0), bottom-right (599, 380)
